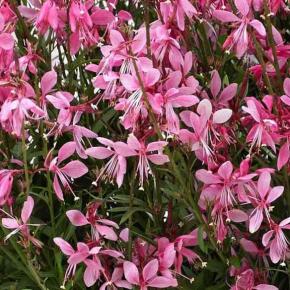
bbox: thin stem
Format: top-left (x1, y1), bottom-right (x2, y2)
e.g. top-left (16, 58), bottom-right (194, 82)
top-left (21, 125), bottom-right (30, 196)
top-left (252, 33), bottom-right (274, 95)
top-left (144, 0), bottom-right (152, 59)
top-left (263, 0), bottom-right (283, 93)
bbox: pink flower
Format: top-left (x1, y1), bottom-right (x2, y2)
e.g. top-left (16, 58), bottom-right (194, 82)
top-left (45, 141), bottom-right (88, 201)
top-left (213, 0), bottom-right (266, 57)
top-left (262, 217), bottom-right (290, 263)
top-left (1, 196), bottom-right (43, 247)
top-left (242, 97), bottom-right (279, 153)
top-left (54, 237), bottom-right (102, 287)
top-left (123, 259), bottom-right (177, 290)
top-left (115, 135), bottom-right (169, 187)
top-left (249, 172), bottom-right (284, 233)
top-left (19, 0), bottom-right (58, 35)
top-left (0, 169), bottom-right (14, 206)
top-left (100, 267), bottom-right (132, 290)
top-left (66, 208), bottom-right (119, 241)
top-left (0, 12), bottom-right (14, 51)
top-left (85, 137), bottom-right (128, 187)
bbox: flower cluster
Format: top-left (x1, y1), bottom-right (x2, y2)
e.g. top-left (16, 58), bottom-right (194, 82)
top-left (0, 0), bottom-right (290, 289)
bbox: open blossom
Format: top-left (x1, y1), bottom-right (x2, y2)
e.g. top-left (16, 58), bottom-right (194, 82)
top-left (115, 135), bottom-right (170, 187)
top-left (262, 218), bottom-right (290, 264)
top-left (66, 206), bottom-right (119, 241)
top-left (248, 172), bottom-right (284, 233)
top-left (0, 12), bottom-right (14, 51)
top-left (54, 237), bottom-right (102, 287)
top-left (123, 259), bottom-right (177, 290)
top-left (85, 137), bottom-right (128, 187)
top-left (242, 97), bottom-right (279, 153)
top-left (18, 0), bottom-right (58, 35)
top-left (1, 196), bottom-right (43, 247)
top-left (45, 141), bottom-right (88, 201)
top-left (213, 0), bottom-right (266, 57)
top-left (180, 99), bottom-right (232, 160)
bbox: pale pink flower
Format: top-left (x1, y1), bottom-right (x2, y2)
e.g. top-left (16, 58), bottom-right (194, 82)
top-left (1, 196), bottom-right (43, 247)
top-left (54, 237), bottom-right (102, 287)
top-left (45, 141), bottom-right (88, 201)
top-left (66, 208), bottom-right (119, 241)
top-left (123, 259), bottom-right (177, 290)
top-left (18, 0), bottom-right (58, 35)
top-left (249, 172), bottom-right (284, 233)
top-left (213, 0), bottom-right (266, 58)
top-left (115, 135), bottom-right (169, 187)
top-left (262, 217), bottom-right (290, 264)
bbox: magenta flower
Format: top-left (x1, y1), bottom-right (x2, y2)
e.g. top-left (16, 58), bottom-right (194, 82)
top-left (180, 100), bottom-right (232, 159)
top-left (262, 217), bottom-right (290, 263)
top-left (249, 172), bottom-right (284, 233)
top-left (45, 141), bottom-right (88, 201)
top-left (85, 137), bottom-right (129, 187)
top-left (242, 97), bottom-right (279, 153)
top-left (1, 196), bottom-right (43, 248)
top-left (115, 135), bottom-right (169, 187)
top-left (0, 169), bottom-right (14, 206)
top-left (213, 0), bottom-right (266, 58)
top-left (66, 209), bottom-right (119, 241)
top-left (123, 259), bottom-right (177, 290)
top-left (0, 12), bottom-right (14, 51)
top-left (54, 237), bottom-right (102, 287)
top-left (19, 0), bottom-right (58, 35)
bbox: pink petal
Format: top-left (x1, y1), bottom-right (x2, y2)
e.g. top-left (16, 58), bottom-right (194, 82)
top-left (219, 83), bottom-right (237, 103)
top-left (262, 230), bottom-right (274, 246)
top-left (217, 161), bottom-right (233, 180)
top-left (146, 141), bottom-right (167, 152)
top-left (114, 142), bottom-right (137, 157)
top-left (2, 218), bottom-right (18, 229)
top-left (269, 242), bottom-right (280, 263)
top-left (210, 70), bottom-right (221, 98)
top-left (53, 175), bottom-right (64, 201)
top-left (249, 208), bottom-right (263, 233)
top-left (170, 95), bottom-right (199, 108)
top-left (212, 109), bottom-right (232, 124)
top-left (283, 78), bottom-right (290, 96)
top-left (240, 238), bottom-right (259, 254)
top-left (120, 74), bottom-right (139, 91)
top-left (21, 196), bottom-right (34, 224)
top-left (66, 210), bottom-right (89, 226)
top-left (98, 218), bottom-right (119, 228)
top-left (143, 259), bottom-right (158, 281)
top-left (195, 169), bottom-right (221, 184)
top-left (91, 9), bottom-right (115, 25)
top-left (85, 147), bottom-right (113, 159)
top-left (147, 154), bottom-right (169, 165)
top-left (57, 141), bottom-right (76, 164)
top-left (123, 261), bottom-right (140, 285)
top-left (53, 237), bottom-right (74, 255)
top-left (95, 224), bottom-right (118, 241)
top-left (267, 186), bottom-right (284, 203)
top-left (249, 20), bottom-right (266, 37)
top-left (228, 209), bottom-right (248, 222)
top-left (0, 33), bottom-right (14, 50)
top-left (110, 29), bottom-right (124, 47)
top-left (61, 160), bottom-right (88, 178)
top-left (147, 276), bottom-right (176, 288)
top-left (41, 70), bottom-right (57, 96)
top-left (281, 95), bottom-right (290, 106)
top-left (144, 68), bottom-right (160, 87)
top-left (234, 0), bottom-right (249, 16)
top-left (213, 10), bottom-right (240, 22)
top-left (197, 99), bottom-right (212, 120)
top-left (83, 263), bottom-right (100, 287)
top-left (120, 228), bottom-right (129, 242)
top-left (254, 284), bottom-right (278, 290)
top-left (257, 171), bottom-right (271, 199)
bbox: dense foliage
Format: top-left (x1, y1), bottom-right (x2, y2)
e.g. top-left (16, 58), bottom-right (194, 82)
top-left (0, 0), bottom-right (290, 289)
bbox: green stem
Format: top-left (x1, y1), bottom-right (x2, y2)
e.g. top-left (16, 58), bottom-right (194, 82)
top-left (252, 33), bottom-right (274, 95)
top-left (263, 0), bottom-right (283, 93)
top-left (21, 125), bottom-right (30, 196)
